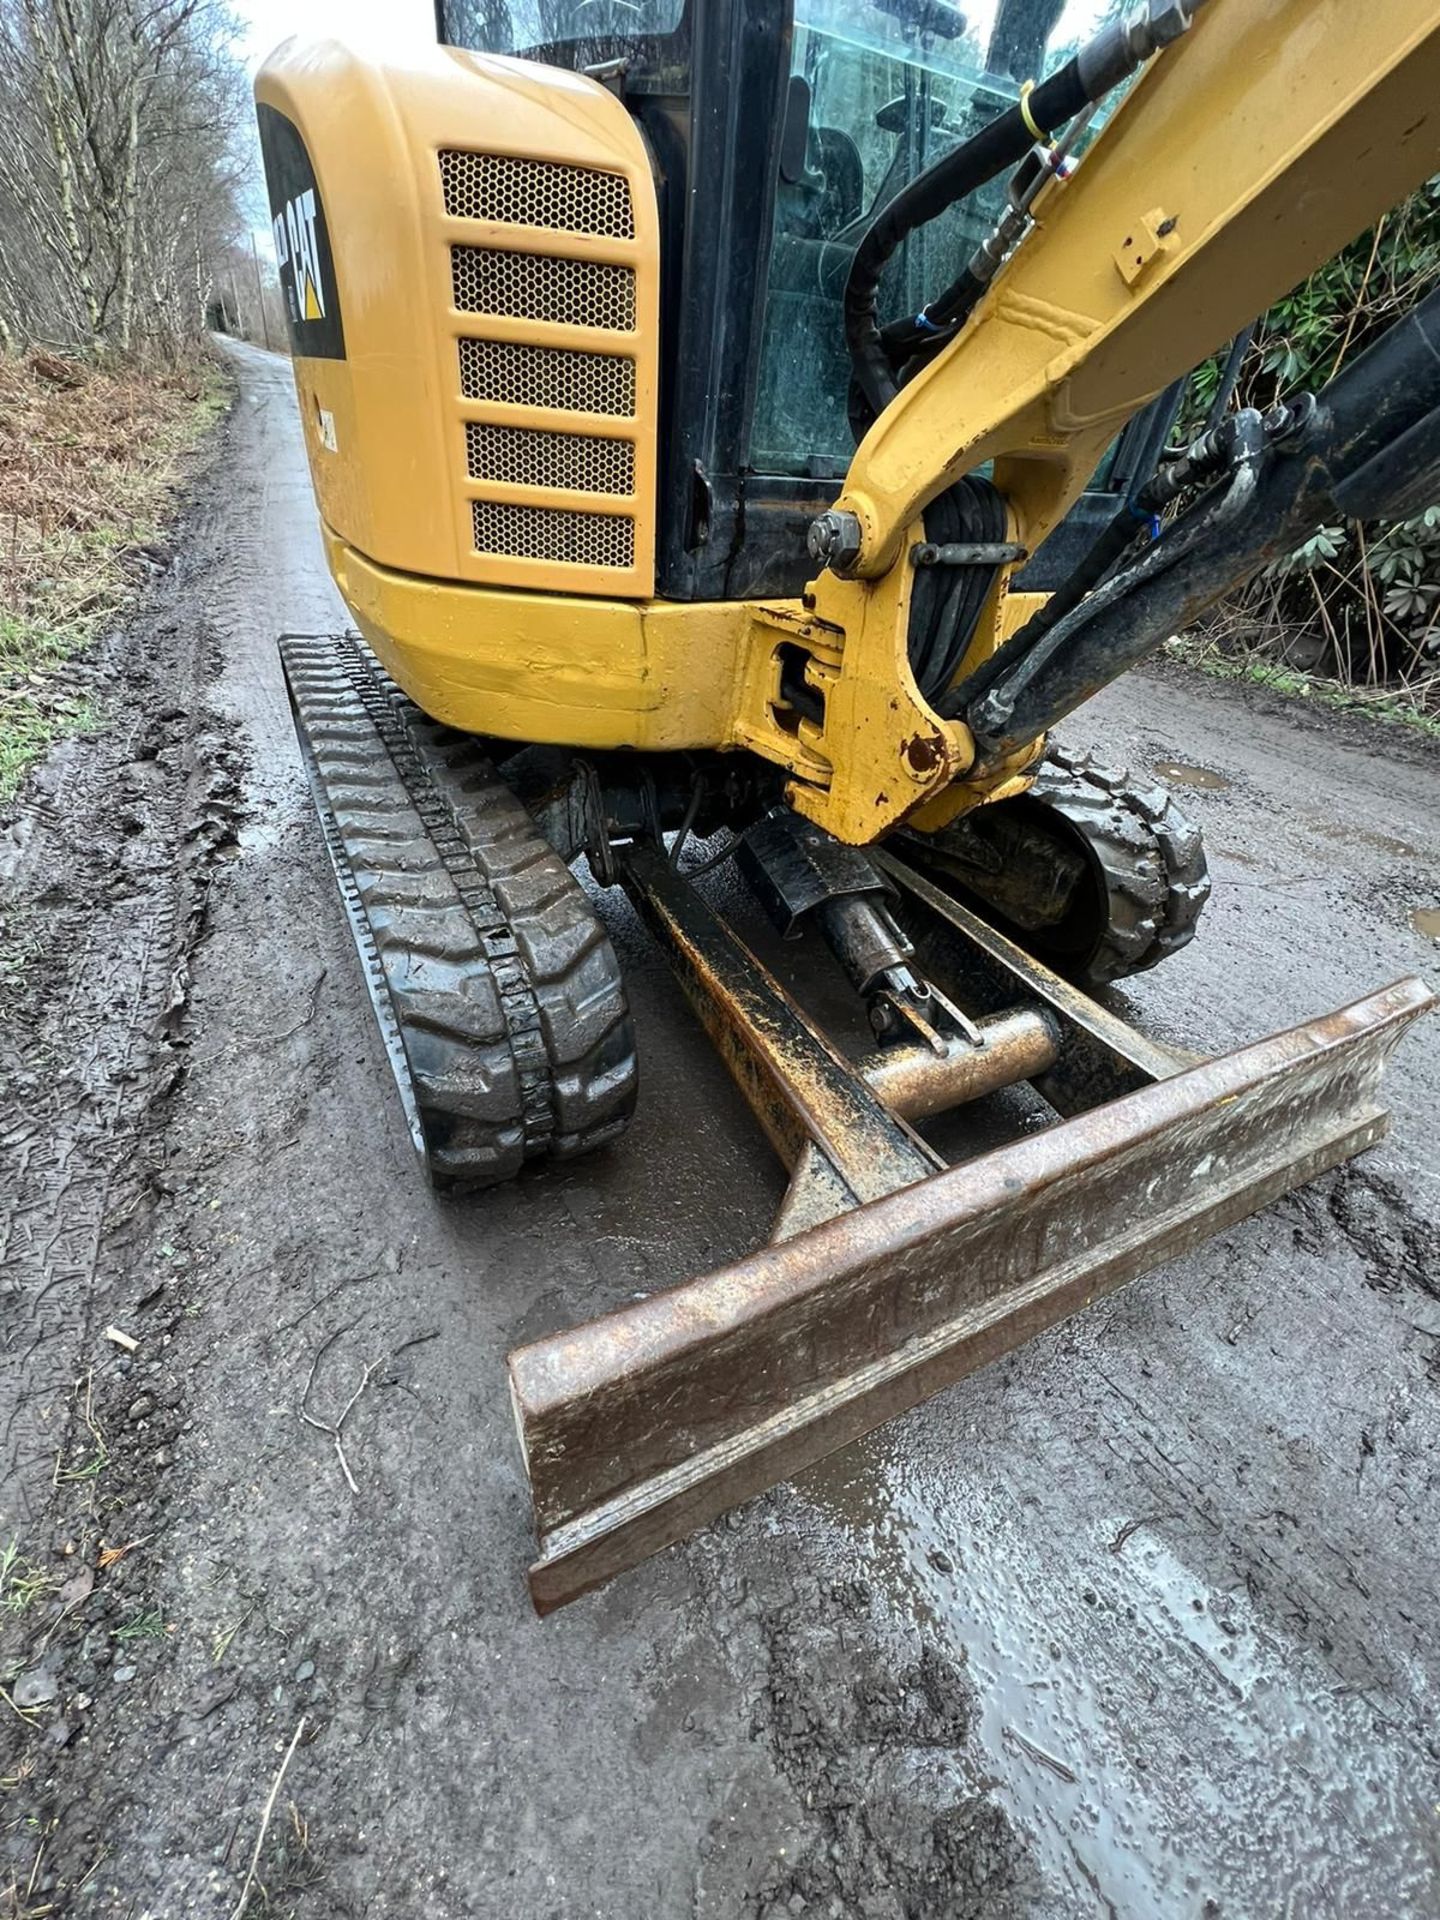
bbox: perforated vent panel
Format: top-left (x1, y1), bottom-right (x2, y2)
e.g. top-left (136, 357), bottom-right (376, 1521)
top-left (439, 151), bottom-right (635, 239)
top-left (466, 422), bottom-right (634, 496)
top-left (471, 499), bottom-right (634, 569)
top-left (457, 337), bottom-right (635, 418)
top-left (439, 143), bottom-right (650, 583)
top-left (451, 247), bottom-right (636, 331)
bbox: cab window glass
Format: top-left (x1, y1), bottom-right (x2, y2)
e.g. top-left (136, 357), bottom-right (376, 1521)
top-left (753, 0), bottom-right (1117, 474)
top-left (441, 0), bottom-right (685, 56)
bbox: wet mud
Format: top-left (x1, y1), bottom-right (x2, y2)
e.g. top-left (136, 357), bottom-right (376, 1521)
top-left (2, 341), bottom-right (1439, 1916)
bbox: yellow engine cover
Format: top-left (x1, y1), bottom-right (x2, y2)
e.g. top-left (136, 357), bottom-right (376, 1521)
top-left (255, 37), bottom-right (661, 600)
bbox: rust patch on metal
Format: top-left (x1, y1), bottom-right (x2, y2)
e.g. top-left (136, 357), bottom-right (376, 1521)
top-left (511, 974), bottom-right (1434, 1613)
top-left (902, 733), bottom-right (944, 777)
top-left (617, 842), bottom-right (938, 1202)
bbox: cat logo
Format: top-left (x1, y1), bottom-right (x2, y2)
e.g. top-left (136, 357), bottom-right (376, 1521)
top-left (257, 104), bottom-right (346, 360)
top-left (274, 188), bottom-right (326, 324)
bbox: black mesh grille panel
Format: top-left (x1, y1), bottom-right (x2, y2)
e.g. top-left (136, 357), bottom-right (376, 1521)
top-left (471, 499), bottom-right (635, 568)
top-left (439, 151), bottom-right (634, 239)
top-left (450, 247), bottom-right (636, 331)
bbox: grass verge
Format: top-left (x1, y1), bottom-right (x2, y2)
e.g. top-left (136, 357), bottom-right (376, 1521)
top-left (0, 349), bottom-right (231, 800)
top-left (1164, 631), bottom-right (1440, 743)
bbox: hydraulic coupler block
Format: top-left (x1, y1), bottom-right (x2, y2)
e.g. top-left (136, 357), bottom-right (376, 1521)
top-left (738, 805), bottom-right (902, 942)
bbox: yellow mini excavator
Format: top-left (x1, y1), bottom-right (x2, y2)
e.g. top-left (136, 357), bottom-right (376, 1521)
top-left (257, 0), bottom-right (1439, 1611)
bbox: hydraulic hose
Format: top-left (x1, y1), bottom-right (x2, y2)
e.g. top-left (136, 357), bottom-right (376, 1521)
top-left (961, 408), bottom-right (1273, 754)
top-left (937, 502), bottom-right (1151, 718)
top-left (908, 476), bottom-right (1008, 702)
top-left (940, 405), bottom-right (1264, 722)
top-left (843, 2), bottom-right (1208, 417)
top-left (1204, 321), bottom-right (1256, 431)
top-left (843, 72), bottom-right (1082, 416)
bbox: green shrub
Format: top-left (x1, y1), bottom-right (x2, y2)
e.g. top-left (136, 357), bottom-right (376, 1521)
top-left (1186, 181), bottom-right (1440, 710)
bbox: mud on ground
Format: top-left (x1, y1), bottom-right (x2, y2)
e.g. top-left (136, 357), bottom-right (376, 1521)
top-left (1, 341), bottom-right (1438, 1918)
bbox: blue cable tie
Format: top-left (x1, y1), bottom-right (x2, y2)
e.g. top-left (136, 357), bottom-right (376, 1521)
top-left (1125, 498), bottom-right (1162, 540)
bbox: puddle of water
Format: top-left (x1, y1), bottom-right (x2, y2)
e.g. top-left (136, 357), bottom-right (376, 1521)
top-left (800, 1429), bottom-right (1430, 1915)
top-left (1151, 760), bottom-right (1232, 792)
top-left (801, 1444), bottom-right (1183, 1916)
top-left (1412, 907), bottom-right (1440, 940)
top-left (1310, 817), bottom-right (1419, 861)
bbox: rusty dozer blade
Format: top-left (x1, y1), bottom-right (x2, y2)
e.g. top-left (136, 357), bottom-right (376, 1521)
top-left (509, 846), bottom-right (1433, 1614)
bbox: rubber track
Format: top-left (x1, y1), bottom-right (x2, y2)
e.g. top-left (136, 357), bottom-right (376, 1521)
top-left (1032, 746), bottom-right (1211, 983)
top-left (281, 635), bottom-right (637, 1188)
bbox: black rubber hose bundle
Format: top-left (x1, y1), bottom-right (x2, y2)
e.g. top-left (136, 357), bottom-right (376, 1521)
top-left (907, 475), bottom-right (1009, 703)
top-left (843, 0), bottom-right (1204, 416)
top-left (936, 500), bottom-right (1148, 719)
top-left (843, 58), bottom-right (1089, 417)
top-left (938, 398), bottom-right (1257, 721)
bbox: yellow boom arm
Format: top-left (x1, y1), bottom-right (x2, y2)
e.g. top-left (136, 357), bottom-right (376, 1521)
top-left (774, 0), bottom-right (1440, 839)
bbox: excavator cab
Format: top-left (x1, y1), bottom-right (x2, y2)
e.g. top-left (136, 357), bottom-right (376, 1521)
top-left (434, 0), bottom-right (1173, 602)
top-left (257, 0), bottom-right (1440, 1610)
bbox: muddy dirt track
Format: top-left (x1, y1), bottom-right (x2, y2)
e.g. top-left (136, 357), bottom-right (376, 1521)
top-left (3, 338), bottom-right (1440, 1918)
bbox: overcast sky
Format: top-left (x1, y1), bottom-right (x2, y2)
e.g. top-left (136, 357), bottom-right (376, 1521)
top-left (237, 0), bottom-right (435, 76)
top-left (234, 0), bottom-right (436, 249)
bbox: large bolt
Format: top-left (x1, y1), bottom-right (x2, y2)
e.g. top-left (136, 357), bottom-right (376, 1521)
top-left (807, 509), bottom-right (864, 573)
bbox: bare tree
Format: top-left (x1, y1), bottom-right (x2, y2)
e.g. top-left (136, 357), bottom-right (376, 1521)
top-left (0, 0), bottom-right (248, 359)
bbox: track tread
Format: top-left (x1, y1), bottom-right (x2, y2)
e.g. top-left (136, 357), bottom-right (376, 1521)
top-left (280, 634), bottom-right (637, 1189)
top-left (1032, 746), bottom-right (1211, 983)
